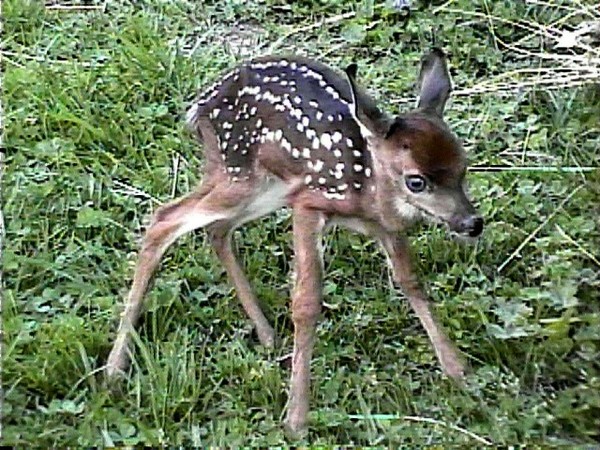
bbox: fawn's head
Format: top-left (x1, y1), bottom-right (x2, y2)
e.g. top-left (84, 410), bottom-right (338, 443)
top-left (347, 49), bottom-right (483, 237)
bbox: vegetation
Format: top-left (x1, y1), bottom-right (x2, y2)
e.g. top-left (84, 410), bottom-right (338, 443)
top-left (2, 0), bottom-right (599, 445)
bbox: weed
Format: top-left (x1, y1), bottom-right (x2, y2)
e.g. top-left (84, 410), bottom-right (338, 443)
top-left (2, 0), bottom-right (599, 445)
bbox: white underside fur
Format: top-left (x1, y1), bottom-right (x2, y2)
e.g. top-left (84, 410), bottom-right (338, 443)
top-left (236, 177), bottom-right (290, 226)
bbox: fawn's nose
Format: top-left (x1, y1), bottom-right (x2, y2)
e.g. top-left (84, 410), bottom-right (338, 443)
top-left (460, 215), bottom-right (484, 237)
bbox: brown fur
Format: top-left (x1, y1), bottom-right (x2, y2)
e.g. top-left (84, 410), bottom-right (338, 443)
top-left (386, 115), bottom-right (466, 186)
top-left (105, 49), bottom-right (482, 439)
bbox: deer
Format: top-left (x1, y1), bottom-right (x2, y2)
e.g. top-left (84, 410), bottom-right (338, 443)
top-left (105, 48), bottom-right (483, 438)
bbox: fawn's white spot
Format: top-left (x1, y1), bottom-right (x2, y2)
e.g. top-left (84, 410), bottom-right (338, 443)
top-left (186, 103), bottom-right (199, 126)
top-left (333, 149), bottom-right (342, 158)
top-left (306, 128), bottom-right (316, 139)
top-left (238, 85), bottom-right (261, 97)
top-left (353, 150), bottom-right (362, 157)
top-left (318, 177), bottom-right (326, 184)
top-left (320, 133), bottom-right (332, 150)
top-left (302, 148), bottom-right (311, 159)
top-left (315, 110), bottom-right (323, 121)
top-left (327, 115), bottom-right (335, 122)
top-left (304, 174), bottom-right (312, 184)
top-left (329, 162), bottom-right (345, 180)
top-left (303, 69), bottom-right (323, 81)
top-left (324, 191), bottom-right (346, 200)
top-left (293, 96), bottom-right (302, 104)
top-left (353, 164), bottom-right (363, 172)
top-left (302, 116), bottom-right (310, 127)
top-left (312, 137), bottom-right (320, 150)
top-left (365, 167), bottom-right (372, 177)
top-left (290, 108), bottom-right (302, 120)
top-left (346, 138), bottom-right (354, 148)
top-left (309, 100), bottom-right (319, 108)
top-left (308, 159), bottom-right (324, 172)
top-left (325, 86), bottom-right (340, 99)
top-left (262, 91), bottom-right (281, 104)
top-left (251, 61), bottom-right (276, 70)
top-left (281, 137), bottom-right (292, 152)
top-left (282, 97), bottom-right (293, 109)
top-left (332, 131), bottom-right (343, 143)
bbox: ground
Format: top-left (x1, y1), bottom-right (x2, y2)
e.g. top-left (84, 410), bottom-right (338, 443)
top-left (2, 0), bottom-right (600, 445)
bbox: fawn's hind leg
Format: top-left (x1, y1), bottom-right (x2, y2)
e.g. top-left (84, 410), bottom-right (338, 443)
top-left (208, 226), bottom-right (276, 348)
top-left (105, 181), bottom-right (246, 378)
top-left (205, 176), bottom-right (293, 348)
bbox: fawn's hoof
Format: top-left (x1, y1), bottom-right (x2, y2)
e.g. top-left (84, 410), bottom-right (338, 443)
top-left (256, 326), bottom-right (277, 349)
top-left (105, 363), bottom-right (127, 380)
top-left (105, 346), bottom-right (130, 381)
top-left (283, 419), bottom-right (308, 441)
top-left (441, 355), bottom-right (467, 381)
top-left (103, 364), bottom-right (127, 396)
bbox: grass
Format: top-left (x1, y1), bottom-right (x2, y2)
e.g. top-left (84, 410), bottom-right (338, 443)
top-left (2, 0), bottom-right (600, 445)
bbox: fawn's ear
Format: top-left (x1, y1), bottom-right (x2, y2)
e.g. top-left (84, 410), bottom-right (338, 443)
top-left (345, 63), bottom-right (392, 140)
top-left (417, 48), bottom-right (452, 116)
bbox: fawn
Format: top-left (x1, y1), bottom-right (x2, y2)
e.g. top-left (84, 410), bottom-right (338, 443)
top-left (105, 48), bottom-right (483, 437)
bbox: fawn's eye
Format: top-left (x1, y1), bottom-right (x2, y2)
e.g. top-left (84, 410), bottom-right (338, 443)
top-left (405, 175), bottom-right (427, 193)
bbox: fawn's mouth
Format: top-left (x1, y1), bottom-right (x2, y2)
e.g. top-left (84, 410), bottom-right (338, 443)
top-left (402, 198), bottom-right (483, 238)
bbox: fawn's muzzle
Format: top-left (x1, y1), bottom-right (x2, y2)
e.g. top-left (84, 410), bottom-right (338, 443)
top-left (455, 215), bottom-right (484, 237)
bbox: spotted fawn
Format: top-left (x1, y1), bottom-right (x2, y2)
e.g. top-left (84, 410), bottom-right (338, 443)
top-left (106, 48), bottom-right (483, 438)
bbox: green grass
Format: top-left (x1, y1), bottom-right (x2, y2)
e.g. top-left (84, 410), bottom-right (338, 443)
top-left (3, 0), bottom-right (600, 445)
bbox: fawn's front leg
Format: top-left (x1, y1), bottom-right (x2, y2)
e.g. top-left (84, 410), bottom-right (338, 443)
top-left (284, 208), bottom-right (327, 438)
top-left (379, 234), bottom-right (466, 379)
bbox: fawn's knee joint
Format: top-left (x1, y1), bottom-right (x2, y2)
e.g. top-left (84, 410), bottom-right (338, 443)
top-left (207, 229), bottom-right (229, 252)
top-left (291, 301), bottom-right (321, 325)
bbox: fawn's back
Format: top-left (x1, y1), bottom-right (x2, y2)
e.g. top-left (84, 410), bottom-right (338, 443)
top-left (186, 56), bottom-right (380, 201)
